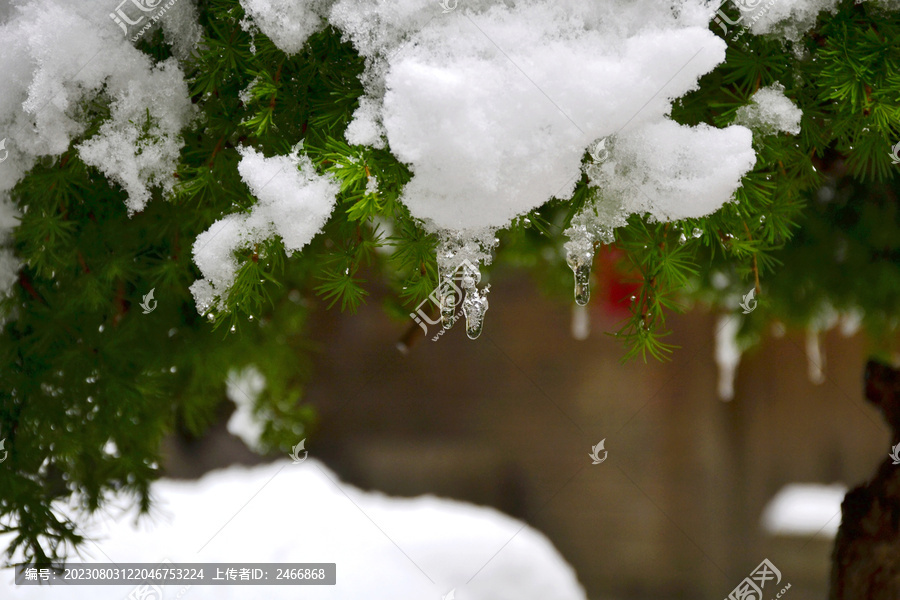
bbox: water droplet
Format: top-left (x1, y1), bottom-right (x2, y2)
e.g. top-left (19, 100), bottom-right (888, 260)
top-left (463, 285), bottom-right (490, 340)
top-left (566, 248), bottom-right (593, 306)
top-left (678, 232), bottom-right (687, 245)
top-left (759, 215), bottom-right (766, 223)
top-left (248, 315), bottom-right (254, 321)
top-left (207, 313), bottom-right (215, 321)
top-left (692, 228), bottom-right (702, 238)
top-left (169, 366), bottom-right (177, 373)
top-left (230, 325), bottom-right (236, 332)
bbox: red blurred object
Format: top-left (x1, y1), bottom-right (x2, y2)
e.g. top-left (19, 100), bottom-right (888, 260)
top-left (593, 244), bottom-right (641, 321)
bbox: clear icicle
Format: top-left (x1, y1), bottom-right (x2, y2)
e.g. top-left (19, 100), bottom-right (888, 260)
top-left (439, 284), bottom-right (459, 329)
top-left (562, 196), bottom-right (621, 307)
top-left (566, 247), bottom-right (593, 306)
top-left (462, 284), bottom-right (490, 340)
top-left (433, 229), bottom-right (497, 337)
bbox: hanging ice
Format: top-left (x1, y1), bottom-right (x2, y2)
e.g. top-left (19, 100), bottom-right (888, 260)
top-left (563, 203), bottom-right (619, 307)
top-left (462, 284), bottom-right (491, 340)
top-left (566, 243), bottom-right (594, 307)
top-left (433, 229), bottom-right (497, 339)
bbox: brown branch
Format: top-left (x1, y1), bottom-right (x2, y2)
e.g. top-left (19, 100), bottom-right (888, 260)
top-left (208, 135), bottom-right (226, 169)
top-left (18, 273), bottom-right (48, 305)
top-left (76, 251), bottom-right (90, 274)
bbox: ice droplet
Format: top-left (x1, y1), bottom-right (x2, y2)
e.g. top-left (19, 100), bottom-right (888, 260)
top-left (678, 232), bottom-right (687, 245)
top-left (566, 248), bottom-right (593, 306)
top-left (434, 229), bottom-right (497, 335)
top-left (463, 285), bottom-right (490, 340)
top-left (692, 228), bottom-right (702, 238)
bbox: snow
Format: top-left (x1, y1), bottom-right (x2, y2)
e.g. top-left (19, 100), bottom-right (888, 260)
top-left (734, 84), bottom-right (802, 136)
top-left (726, 0), bottom-right (900, 41)
top-left (190, 148), bottom-right (340, 313)
top-left (761, 482), bottom-right (847, 537)
top-left (0, 0), bottom-right (196, 215)
top-left (78, 58), bottom-right (196, 215)
top-left (225, 366), bottom-right (268, 451)
top-left (584, 121), bottom-right (755, 225)
top-left (331, 0), bottom-right (749, 233)
top-left (239, 0), bottom-right (333, 55)
top-left (4, 460), bottom-right (588, 600)
top-left (732, 0), bottom-right (841, 41)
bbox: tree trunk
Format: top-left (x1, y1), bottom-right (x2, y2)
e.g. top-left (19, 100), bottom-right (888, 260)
top-left (830, 360), bottom-right (900, 599)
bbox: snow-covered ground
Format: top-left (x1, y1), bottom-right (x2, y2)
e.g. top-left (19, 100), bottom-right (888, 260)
top-left (5, 459), bottom-right (588, 600)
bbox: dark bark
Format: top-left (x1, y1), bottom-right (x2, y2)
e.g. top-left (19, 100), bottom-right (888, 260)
top-left (830, 360), bottom-right (900, 600)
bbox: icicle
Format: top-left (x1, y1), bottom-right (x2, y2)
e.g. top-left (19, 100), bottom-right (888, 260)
top-left (562, 186), bottom-right (622, 307)
top-left (462, 284), bottom-right (490, 339)
top-left (571, 304), bottom-right (590, 341)
top-left (566, 247), bottom-right (593, 306)
top-left (433, 229), bottom-right (497, 338)
top-left (439, 286), bottom-right (459, 330)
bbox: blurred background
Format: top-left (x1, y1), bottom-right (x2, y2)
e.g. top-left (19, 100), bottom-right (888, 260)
top-left (162, 268), bottom-right (882, 600)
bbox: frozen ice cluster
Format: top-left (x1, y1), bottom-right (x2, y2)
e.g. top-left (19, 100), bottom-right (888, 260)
top-left (4, 460), bottom-right (588, 600)
top-left (734, 83), bottom-right (803, 136)
top-left (190, 148), bottom-right (340, 313)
